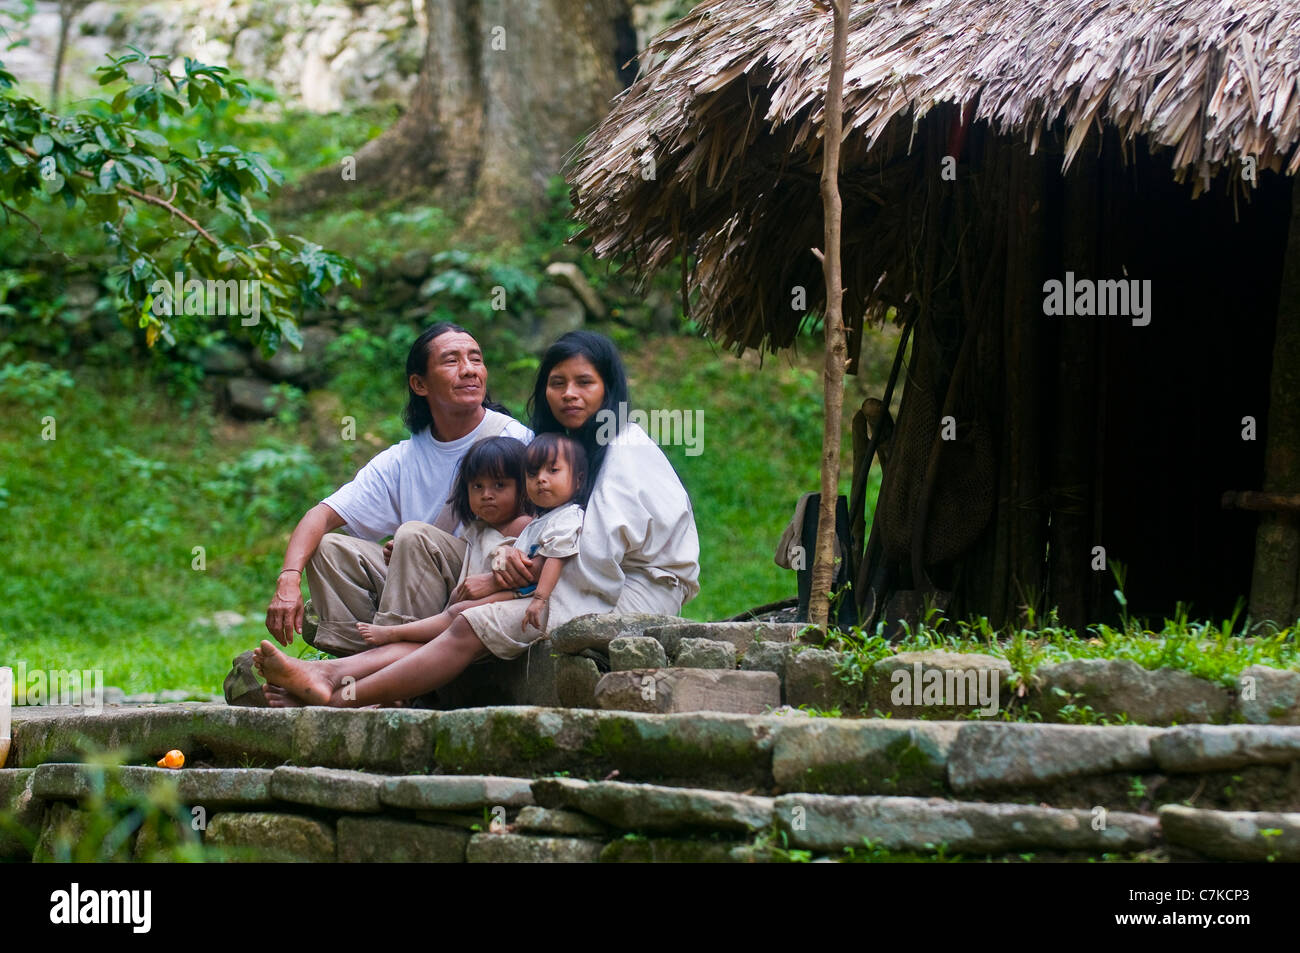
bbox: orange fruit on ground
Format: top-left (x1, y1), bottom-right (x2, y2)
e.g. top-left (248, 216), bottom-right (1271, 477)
top-left (157, 749), bottom-right (185, 769)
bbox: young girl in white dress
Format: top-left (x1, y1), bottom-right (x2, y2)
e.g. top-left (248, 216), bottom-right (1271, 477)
top-left (462, 432), bottom-right (586, 656)
top-left (356, 435), bottom-right (531, 646)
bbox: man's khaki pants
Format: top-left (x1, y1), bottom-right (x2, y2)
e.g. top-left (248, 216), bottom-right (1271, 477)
top-left (304, 521), bottom-right (468, 657)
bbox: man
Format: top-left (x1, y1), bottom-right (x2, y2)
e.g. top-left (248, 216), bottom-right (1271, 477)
top-left (264, 322), bottom-right (532, 657)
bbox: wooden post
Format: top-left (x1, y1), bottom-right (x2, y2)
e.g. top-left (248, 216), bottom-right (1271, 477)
top-left (1250, 181), bottom-right (1300, 624)
top-left (808, 0), bottom-right (849, 629)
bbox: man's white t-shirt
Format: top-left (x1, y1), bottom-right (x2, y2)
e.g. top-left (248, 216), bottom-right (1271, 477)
top-left (321, 409), bottom-right (533, 541)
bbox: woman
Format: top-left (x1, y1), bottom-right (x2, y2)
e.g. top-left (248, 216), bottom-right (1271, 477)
top-left (255, 331), bottom-right (700, 707)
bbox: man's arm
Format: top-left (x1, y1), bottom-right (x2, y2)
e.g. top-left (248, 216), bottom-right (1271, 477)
top-left (492, 547), bottom-right (542, 589)
top-left (266, 503), bottom-right (346, 645)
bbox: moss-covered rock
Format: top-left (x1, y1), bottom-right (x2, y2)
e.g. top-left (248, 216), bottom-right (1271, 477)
top-left (337, 816), bottom-right (469, 862)
top-left (771, 719), bottom-right (957, 796)
top-left (466, 832), bottom-right (604, 862)
top-left (205, 811), bottom-right (335, 862)
top-left (433, 706), bottom-right (777, 790)
top-left (290, 707), bottom-right (438, 773)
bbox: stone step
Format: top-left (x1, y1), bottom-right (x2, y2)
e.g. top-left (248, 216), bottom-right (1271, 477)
top-left (773, 794), bottom-right (1160, 855)
top-left (32, 762), bottom-right (274, 808)
top-left (10, 755), bottom-right (1300, 861)
top-left (12, 705), bottom-right (1300, 804)
top-left (533, 776), bottom-right (774, 834)
top-left (1158, 804), bottom-right (1300, 862)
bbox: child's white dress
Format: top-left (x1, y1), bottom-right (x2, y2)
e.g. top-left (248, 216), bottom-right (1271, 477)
top-left (464, 503), bottom-right (584, 659)
top-left (455, 519), bottom-right (515, 588)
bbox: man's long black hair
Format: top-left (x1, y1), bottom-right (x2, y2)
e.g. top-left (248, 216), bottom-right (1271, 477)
top-left (527, 331), bottom-right (630, 506)
top-left (403, 322), bottom-right (511, 436)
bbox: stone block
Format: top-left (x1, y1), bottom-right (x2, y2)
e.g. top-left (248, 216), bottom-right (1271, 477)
top-left (432, 707), bottom-right (776, 791)
top-left (741, 642), bottom-right (793, 697)
top-left (291, 707), bottom-right (438, 773)
top-left (1158, 805), bottom-right (1300, 862)
top-left (11, 704), bottom-right (300, 768)
top-left (513, 806), bottom-right (609, 837)
top-left (533, 777), bottom-right (773, 834)
top-left (337, 817), bottom-right (469, 862)
top-left (609, 636), bottom-right (668, 671)
top-left (380, 775), bottom-right (535, 811)
top-left (1150, 724), bottom-right (1300, 773)
top-left (466, 832), bottom-right (604, 862)
top-left (555, 654), bottom-right (602, 708)
top-left (205, 812), bottom-right (335, 862)
top-left (869, 652), bottom-right (1011, 719)
top-left (772, 719), bottom-right (957, 796)
top-left (549, 613), bottom-right (683, 654)
top-left (270, 766), bottom-right (383, 812)
top-left (947, 723), bottom-right (1160, 792)
top-left (643, 621), bottom-right (809, 658)
top-left (774, 794), bottom-right (1159, 854)
top-left (33, 763), bottom-right (273, 809)
top-left (674, 638), bottom-right (737, 670)
top-left (1237, 666), bottom-right (1300, 725)
top-left (784, 648), bottom-right (867, 714)
top-left (594, 669), bottom-right (779, 715)
top-left (1032, 659), bottom-right (1232, 725)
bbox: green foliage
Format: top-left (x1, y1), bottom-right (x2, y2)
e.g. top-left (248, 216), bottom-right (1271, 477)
top-left (0, 47), bottom-right (357, 353)
top-left (0, 356), bottom-right (74, 405)
top-left (201, 441), bottom-right (332, 537)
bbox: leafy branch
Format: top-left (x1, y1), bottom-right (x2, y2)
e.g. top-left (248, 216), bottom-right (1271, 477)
top-left (0, 47), bottom-right (358, 351)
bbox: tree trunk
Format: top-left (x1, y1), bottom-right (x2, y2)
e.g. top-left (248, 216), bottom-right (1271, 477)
top-left (286, 0), bottom-right (630, 231)
top-left (809, 0), bottom-right (849, 629)
top-left (50, 0), bottom-right (76, 110)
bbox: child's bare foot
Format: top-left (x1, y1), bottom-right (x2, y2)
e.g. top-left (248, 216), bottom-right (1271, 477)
top-left (254, 640), bottom-right (333, 705)
top-left (263, 684), bottom-right (304, 708)
top-left (357, 621), bottom-right (398, 646)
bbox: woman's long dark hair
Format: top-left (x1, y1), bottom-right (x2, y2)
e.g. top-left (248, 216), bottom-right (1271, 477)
top-left (527, 331), bottom-right (629, 505)
top-left (403, 322), bottom-right (511, 435)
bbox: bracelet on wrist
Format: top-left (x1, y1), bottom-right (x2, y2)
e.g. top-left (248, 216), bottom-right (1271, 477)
top-left (279, 569), bottom-right (302, 576)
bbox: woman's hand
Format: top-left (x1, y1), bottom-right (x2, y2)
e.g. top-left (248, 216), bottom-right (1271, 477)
top-left (265, 575), bottom-right (303, 646)
top-left (451, 572), bottom-right (498, 602)
top-left (493, 548), bottom-right (541, 589)
top-left (523, 596), bottom-right (547, 633)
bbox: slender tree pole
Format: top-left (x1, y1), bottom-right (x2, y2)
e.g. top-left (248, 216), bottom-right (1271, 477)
top-left (808, 0), bottom-right (849, 629)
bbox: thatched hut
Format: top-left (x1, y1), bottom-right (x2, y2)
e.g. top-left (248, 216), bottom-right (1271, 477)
top-left (568, 0), bottom-right (1300, 630)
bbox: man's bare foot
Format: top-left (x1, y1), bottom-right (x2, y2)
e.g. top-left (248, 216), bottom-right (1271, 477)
top-left (254, 640), bottom-right (333, 705)
top-left (263, 684), bottom-right (304, 708)
top-left (357, 621), bottom-right (398, 646)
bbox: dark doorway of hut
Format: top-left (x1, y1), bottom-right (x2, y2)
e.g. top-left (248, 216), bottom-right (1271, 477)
top-left (848, 122), bottom-right (1294, 638)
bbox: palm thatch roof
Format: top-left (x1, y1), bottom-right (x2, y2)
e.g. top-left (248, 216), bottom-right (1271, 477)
top-left (568, 0), bottom-right (1300, 354)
